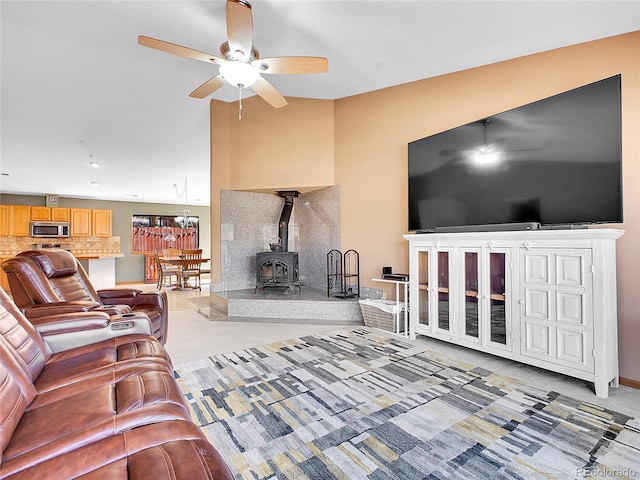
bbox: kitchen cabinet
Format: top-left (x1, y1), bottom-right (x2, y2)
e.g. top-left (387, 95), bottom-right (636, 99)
top-left (70, 208), bottom-right (92, 236)
top-left (30, 206), bottom-right (51, 221)
top-left (0, 205), bottom-right (8, 236)
top-left (0, 260), bottom-right (10, 292)
top-left (51, 208), bottom-right (70, 221)
top-left (406, 229), bottom-right (623, 398)
top-left (92, 209), bottom-right (112, 237)
top-left (30, 206), bottom-right (70, 222)
top-left (8, 206), bottom-right (31, 236)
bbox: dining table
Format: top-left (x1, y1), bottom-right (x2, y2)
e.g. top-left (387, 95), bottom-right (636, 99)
top-left (160, 256), bottom-right (210, 290)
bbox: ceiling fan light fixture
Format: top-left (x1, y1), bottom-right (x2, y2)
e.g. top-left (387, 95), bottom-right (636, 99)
top-left (219, 60), bottom-right (260, 88)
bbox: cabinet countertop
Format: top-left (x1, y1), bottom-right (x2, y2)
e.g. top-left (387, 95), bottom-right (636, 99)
top-left (73, 253), bottom-right (124, 260)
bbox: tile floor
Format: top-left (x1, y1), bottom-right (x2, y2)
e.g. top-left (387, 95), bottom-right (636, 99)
top-left (140, 280), bottom-right (640, 419)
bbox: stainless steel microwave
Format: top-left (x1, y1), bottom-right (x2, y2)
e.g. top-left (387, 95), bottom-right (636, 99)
top-left (30, 221), bottom-right (70, 238)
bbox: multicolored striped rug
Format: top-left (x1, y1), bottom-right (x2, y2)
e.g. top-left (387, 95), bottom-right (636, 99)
top-left (173, 328), bottom-right (639, 480)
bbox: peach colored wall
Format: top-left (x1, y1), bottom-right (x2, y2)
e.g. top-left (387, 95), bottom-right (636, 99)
top-left (226, 96), bottom-right (335, 192)
top-left (335, 32), bottom-right (639, 382)
top-left (211, 32), bottom-right (639, 383)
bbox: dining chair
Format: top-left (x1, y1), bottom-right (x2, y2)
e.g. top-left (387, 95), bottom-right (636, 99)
top-left (154, 250), bottom-right (180, 290)
top-left (162, 248), bottom-right (181, 260)
top-left (179, 249), bottom-right (202, 290)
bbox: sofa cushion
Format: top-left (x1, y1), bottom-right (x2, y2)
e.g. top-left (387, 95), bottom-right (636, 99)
top-left (1, 421), bottom-right (234, 479)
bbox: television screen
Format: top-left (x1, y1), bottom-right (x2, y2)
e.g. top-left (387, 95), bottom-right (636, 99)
top-left (408, 75), bottom-right (622, 232)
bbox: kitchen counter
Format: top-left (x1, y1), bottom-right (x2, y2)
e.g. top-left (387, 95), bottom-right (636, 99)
top-left (73, 253), bottom-right (124, 260)
top-left (75, 254), bottom-right (123, 290)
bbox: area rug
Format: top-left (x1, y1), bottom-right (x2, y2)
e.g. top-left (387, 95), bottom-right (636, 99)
top-left (173, 328), bottom-right (639, 480)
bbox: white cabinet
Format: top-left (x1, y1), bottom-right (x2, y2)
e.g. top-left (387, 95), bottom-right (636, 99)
top-left (520, 248), bottom-right (594, 373)
top-left (405, 229), bottom-right (623, 398)
top-left (412, 243), bottom-right (512, 355)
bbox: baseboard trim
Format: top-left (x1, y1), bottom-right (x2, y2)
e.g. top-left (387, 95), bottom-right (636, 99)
top-left (620, 377), bottom-right (640, 390)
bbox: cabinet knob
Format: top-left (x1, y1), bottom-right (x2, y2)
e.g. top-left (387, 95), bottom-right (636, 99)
top-left (523, 242), bottom-right (531, 250)
top-left (519, 300), bottom-right (525, 305)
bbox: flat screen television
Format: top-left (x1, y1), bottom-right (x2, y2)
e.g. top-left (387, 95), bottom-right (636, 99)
top-left (408, 75), bottom-right (622, 233)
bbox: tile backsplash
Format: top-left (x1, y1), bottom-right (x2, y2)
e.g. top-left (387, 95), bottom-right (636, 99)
top-left (0, 236), bottom-right (121, 256)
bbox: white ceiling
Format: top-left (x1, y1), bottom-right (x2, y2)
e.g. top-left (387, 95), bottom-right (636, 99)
top-left (1, 1), bottom-right (638, 206)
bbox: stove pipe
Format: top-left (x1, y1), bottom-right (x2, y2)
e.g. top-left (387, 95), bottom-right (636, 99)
top-left (276, 191), bottom-right (299, 252)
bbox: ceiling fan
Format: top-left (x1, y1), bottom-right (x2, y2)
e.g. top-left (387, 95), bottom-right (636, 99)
top-left (138, 0), bottom-right (328, 113)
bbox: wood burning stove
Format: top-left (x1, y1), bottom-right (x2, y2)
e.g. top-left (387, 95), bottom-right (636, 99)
top-left (255, 191), bottom-right (301, 294)
top-left (255, 251), bottom-right (300, 293)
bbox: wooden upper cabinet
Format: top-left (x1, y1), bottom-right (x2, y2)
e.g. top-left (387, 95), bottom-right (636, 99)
top-left (70, 208), bottom-right (92, 236)
top-left (0, 205), bottom-right (8, 236)
top-left (92, 209), bottom-right (112, 237)
top-left (51, 207), bottom-right (70, 222)
top-left (8, 205), bottom-right (31, 236)
top-left (30, 206), bottom-right (51, 221)
top-left (29, 206), bottom-right (70, 222)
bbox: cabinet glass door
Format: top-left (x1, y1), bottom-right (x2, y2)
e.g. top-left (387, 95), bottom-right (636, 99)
top-left (463, 251), bottom-right (480, 339)
top-left (418, 250), bottom-right (429, 326)
top-left (436, 251), bottom-right (451, 332)
top-left (489, 252), bottom-right (507, 346)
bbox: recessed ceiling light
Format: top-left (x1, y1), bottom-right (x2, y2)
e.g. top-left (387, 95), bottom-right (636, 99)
top-left (89, 161), bottom-right (100, 168)
top-left (90, 181), bottom-right (100, 187)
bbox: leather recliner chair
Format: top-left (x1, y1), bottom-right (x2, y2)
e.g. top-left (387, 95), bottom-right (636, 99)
top-left (0, 286), bottom-right (234, 479)
top-left (2, 250), bottom-right (169, 345)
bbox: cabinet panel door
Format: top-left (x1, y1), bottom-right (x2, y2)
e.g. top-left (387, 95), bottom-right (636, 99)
top-left (417, 250), bottom-right (430, 328)
top-left (435, 250), bottom-right (453, 334)
top-left (30, 206), bottom-right (51, 221)
top-left (92, 209), bottom-right (112, 237)
top-left (70, 209), bottom-right (91, 236)
top-left (462, 250), bottom-right (480, 342)
top-left (8, 206), bottom-right (30, 236)
top-left (520, 248), bottom-right (593, 371)
top-left (486, 250), bottom-right (509, 348)
top-left (51, 208), bottom-right (70, 222)
top-left (0, 205), bottom-right (8, 236)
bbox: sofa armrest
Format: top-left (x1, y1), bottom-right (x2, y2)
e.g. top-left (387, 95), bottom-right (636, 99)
top-left (131, 291), bottom-right (167, 309)
top-left (32, 311), bottom-right (111, 335)
top-left (23, 301), bottom-right (102, 319)
top-left (98, 288), bottom-right (141, 301)
top-left (34, 311), bottom-right (153, 353)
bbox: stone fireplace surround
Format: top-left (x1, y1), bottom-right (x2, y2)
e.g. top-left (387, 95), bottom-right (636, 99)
top-left (212, 186), bottom-right (341, 293)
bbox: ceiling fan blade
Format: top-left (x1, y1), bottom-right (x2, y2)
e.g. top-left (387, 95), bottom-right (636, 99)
top-left (226, 0), bottom-right (253, 59)
top-left (256, 56), bottom-right (329, 75)
top-left (189, 75), bottom-right (227, 99)
top-left (138, 36), bottom-right (222, 64)
top-left (251, 76), bottom-right (287, 108)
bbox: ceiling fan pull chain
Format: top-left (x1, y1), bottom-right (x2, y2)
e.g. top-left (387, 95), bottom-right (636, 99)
top-left (238, 86), bottom-right (243, 120)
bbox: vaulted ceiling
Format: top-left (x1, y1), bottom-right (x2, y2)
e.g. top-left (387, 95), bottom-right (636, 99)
top-left (1, 1), bottom-right (638, 205)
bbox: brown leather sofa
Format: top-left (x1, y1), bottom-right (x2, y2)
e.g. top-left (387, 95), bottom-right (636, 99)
top-left (2, 250), bottom-right (169, 345)
top-left (0, 287), bottom-right (233, 479)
